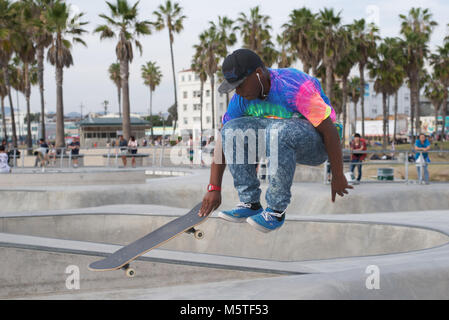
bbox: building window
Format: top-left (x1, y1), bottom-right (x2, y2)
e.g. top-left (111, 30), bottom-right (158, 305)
top-left (193, 117), bottom-right (200, 122)
top-left (193, 90), bottom-right (201, 98)
top-left (193, 104), bottom-right (201, 111)
top-left (181, 75), bottom-right (185, 82)
top-left (206, 103), bottom-right (210, 110)
top-left (183, 91), bottom-right (188, 99)
top-left (183, 104), bottom-right (187, 111)
top-left (188, 75), bottom-right (192, 81)
top-left (206, 90), bottom-right (210, 97)
top-left (183, 118), bottom-right (188, 125)
top-left (206, 116), bottom-right (211, 123)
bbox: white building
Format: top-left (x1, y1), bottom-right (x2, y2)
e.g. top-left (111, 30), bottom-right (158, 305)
top-left (177, 69), bottom-right (228, 135)
top-left (0, 107), bottom-right (40, 142)
top-left (348, 79), bottom-right (411, 122)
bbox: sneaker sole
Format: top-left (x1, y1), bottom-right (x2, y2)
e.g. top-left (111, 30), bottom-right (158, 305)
top-left (246, 217), bottom-right (274, 233)
top-left (217, 212), bottom-right (247, 223)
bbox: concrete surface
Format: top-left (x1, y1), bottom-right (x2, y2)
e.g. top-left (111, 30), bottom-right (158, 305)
top-left (1, 167), bottom-right (448, 214)
top-left (0, 166), bottom-right (449, 299)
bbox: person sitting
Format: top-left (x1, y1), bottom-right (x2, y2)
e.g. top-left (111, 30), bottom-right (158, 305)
top-left (0, 145), bottom-right (11, 173)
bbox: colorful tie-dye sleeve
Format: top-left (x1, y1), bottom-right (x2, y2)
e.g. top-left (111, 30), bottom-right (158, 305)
top-left (293, 76), bottom-right (336, 127)
top-left (222, 94), bottom-right (246, 125)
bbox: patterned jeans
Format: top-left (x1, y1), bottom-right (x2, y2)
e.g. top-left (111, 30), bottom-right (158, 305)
top-left (222, 116), bottom-right (328, 212)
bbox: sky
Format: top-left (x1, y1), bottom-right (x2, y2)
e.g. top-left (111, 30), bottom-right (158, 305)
top-left (17, 0), bottom-right (449, 116)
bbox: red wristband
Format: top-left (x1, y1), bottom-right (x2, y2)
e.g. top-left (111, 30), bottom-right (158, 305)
top-left (207, 184), bottom-right (221, 192)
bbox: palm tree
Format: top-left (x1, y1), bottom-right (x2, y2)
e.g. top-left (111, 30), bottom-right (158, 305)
top-left (141, 61), bottom-right (162, 142)
top-left (430, 37), bottom-right (449, 139)
top-left (14, 0), bottom-right (39, 153)
top-left (0, 68), bottom-right (8, 140)
top-left (46, 1), bottom-right (88, 148)
top-left (351, 18), bottom-right (380, 138)
top-left (0, 0), bottom-right (21, 148)
top-left (153, 0), bottom-right (186, 136)
top-left (282, 7), bottom-right (321, 75)
top-left (194, 25), bottom-right (225, 131)
top-left (424, 75), bottom-right (445, 136)
top-left (95, 0), bottom-right (152, 140)
top-left (318, 8), bottom-right (349, 104)
top-left (214, 16), bottom-right (237, 105)
top-left (191, 50), bottom-right (207, 158)
top-left (108, 62), bottom-right (121, 117)
top-left (399, 7), bottom-right (437, 142)
top-left (29, 0), bottom-right (54, 140)
top-left (276, 33), bottom-right (295, 68)
top-left (335, 27), bottom-right (357, 146)
top-left (348, 76), bottom-right (361, 135)
top-left (237, 6), bottom-right (277, 66)
top-left (368, 38), bottom-right (406, 148)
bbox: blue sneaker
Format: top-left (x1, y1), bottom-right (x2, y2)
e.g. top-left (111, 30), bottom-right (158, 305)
top-left (246, 208), bottom-right (285, 233)
top-left (218, 202), bottom-right (263, 223)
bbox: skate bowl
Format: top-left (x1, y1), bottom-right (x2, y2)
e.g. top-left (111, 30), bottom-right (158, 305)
top-left (1, 214), bottom-right (448, 262)
top-left (1, 208), bottom-right (449, 299)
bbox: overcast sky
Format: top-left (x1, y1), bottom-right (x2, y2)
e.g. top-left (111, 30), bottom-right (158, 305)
top-left (18, 0), bottom-right (449, 116)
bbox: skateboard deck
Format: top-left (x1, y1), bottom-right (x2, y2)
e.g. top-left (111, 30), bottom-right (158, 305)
top-left (88, 202), bottom-right (206, 276)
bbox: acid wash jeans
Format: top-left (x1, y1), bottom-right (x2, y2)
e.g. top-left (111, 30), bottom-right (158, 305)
top-left (221, 116), bottom-right (328, 212)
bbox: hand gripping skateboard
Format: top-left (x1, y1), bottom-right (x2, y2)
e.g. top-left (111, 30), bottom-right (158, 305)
top-left (88, 202), bottom-right (206, 277)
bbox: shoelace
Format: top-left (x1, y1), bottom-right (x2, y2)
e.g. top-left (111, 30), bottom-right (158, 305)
top-left (236, 202), bottom-right (252, 209)
top-left (262, 209), bottom-right (286, 222)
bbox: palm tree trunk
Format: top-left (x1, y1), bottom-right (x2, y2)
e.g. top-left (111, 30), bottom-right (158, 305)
top-left (24, 62), bottom-right (32, 155)
top-left (117, 84), bottom-right (122, 118)
top-left (37, 46), bottom-right (46, 140)
top-left (120, 58), bottom-right (131, 140)
top-left (1, 97), bottom-right (7, 140)
top-left (415, 74), bottom-right (421, 137)
top-left (168, 30), bottom-right (178, 136)
top-left (150, 89), bottom-right (154, 142)
top-left (394, 91), bottom-right (398, 143)
top-left (210, 75), bottom-right (215, 130)
top-left (359, 64), bottom-right (365, 138)
top-left (442, 88), bottom-right (448, 139)
top-left (382, 92), bottom-right (388, 148)
top-left (3, 66), bottom-right (18, 148)
top-left (341, 77), bottom-right (348, 147)
top-left (55, 65), bottom-right (65, 148)
top-left (200, 81), bottom-right (204, 158)
top-left (409, 76), bottom-right (418, 143)
top-left (353, 101), bottom-right (357, 135)
top-left (325, 64), bottom-right (333, 104)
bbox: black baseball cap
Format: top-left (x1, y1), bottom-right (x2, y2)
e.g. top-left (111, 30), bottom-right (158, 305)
top-left (218, 49), bottom-right (264, 94)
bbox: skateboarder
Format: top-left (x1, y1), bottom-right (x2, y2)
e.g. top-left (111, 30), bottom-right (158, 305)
top-left (198, 49), bottom-right (353, 232)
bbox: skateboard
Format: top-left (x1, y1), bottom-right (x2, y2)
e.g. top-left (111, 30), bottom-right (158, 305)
top-left (88, 202), bottom-right (206, 277)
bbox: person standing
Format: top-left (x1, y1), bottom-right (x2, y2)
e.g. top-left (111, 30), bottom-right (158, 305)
top-left (415, 133), bottom-right (431, 184)
top-left (128, 136), bottom-right (138, 168)
top-left (118, 135), bottom-right (128, 167)
top-left (349, 133), bottom-right (367, 182)
top-left (68, 139), bottom-right (81, 168)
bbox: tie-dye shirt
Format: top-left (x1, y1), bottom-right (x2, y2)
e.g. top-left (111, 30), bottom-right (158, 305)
top-left (222, 68), bottom-right (337, 128)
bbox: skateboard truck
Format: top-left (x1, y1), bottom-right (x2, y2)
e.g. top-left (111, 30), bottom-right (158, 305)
top-left (121, 263), bottom-right (136, 278)
top-left (186, 227), bottom-right (204, 240)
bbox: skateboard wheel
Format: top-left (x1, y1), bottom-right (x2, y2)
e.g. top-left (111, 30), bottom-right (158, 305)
top-left (194, 230), bottom-right (204, 240)
top-left (126, 268), bottom-right (136, 278)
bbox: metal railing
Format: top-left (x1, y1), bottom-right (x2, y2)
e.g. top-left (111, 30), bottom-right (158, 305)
top-left (324, 149), bottom-right (449, 184)
top-left (3, 145), bottom-right (449, 184)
